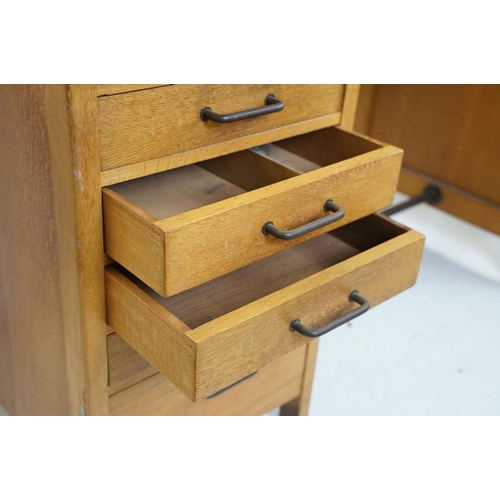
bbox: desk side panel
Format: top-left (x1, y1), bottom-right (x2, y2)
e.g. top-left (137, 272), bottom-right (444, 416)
top-left (0, 85), bottom-right (84, 415)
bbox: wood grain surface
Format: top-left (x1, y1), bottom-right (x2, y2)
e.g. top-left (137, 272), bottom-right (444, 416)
top-left (1, 83), bottom-right (370, 416)
top-left (109, 345), bottom-right (306, 416)
top-left (340, 84), bottom-right (361, 129)
top-left (106, 216), bottom-right (424, 401)
top-left (280, 339), bottom-right (319, 416)
top-left (103, 127), bottom-right (403, 296)
top-left (67, 85), bottom-right (110, 415)
top-left (100, 113), bottom-right (343, 186)
top-left (105, 267), bottom-right (196, 398)
top-left (0, 85), bottom-right (84, 415)
top-left (102, 188), bottom-right (165, 294)
top-left (107, 333), bottom-right (158, 396)
top-left (97, 84), bottom-right (345, 171)
top-left (365, 84), bottom-right (500, 205)
top-left (97, 84), bottom-right (167, 96)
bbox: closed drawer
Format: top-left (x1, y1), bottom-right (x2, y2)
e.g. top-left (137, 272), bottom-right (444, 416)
top-left (97, 84), bottom-right (345, 171)
top-left (108, 341), bottom-right (307, 416)
top-left (105, 215), bottom-right (424, 402)
top-left (102, 126), bottom-right (403, 297)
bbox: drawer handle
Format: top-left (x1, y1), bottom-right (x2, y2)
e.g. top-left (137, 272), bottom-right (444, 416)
top-left (262, 199), bottom-right (345, 240)
top-left (290, 291), bottom-right (370, 338)
top-left (200, 94), bottom-right (284, 123)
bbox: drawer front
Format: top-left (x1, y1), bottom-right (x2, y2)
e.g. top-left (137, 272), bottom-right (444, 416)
top-left (103, 127), bottom-right (403, 297)
top-left (108, 343), bottom-right (306, 416)
top-left (105, 216), bottom-right (424, 401)
top-left (97, 84), bottom-right (345, 171)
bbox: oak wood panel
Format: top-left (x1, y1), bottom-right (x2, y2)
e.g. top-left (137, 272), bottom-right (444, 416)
top-left (353, 84), bottom-right (376, 135)
top-left (105, 267), bottom-right (197, 399)
top-left (45, 86), bottom-right (86, 416)
top-left (271, 126), bottom-right (384, 165)
top-left (67, 85), bottom-right (109, 415)
top-left (0, 85), bottom-right (84, 415)
top-left (107, 334), bottom-right (157, 396)
top-left (98, 84), bottom-right (345, 171)
top-left (102, 188), bottom-right (165, 294)
top-left (340, 84), bottom-right (361, 129)
top-left (109, 346), bottom-right (305, 416)
top-left (280, 339), bottom-right (319, 416)
top-left (100, 113), bottom-right (342, 186)
top-left (96, 84), bottom-right (167, 96)
top-left (367, 84), bottom-right (500, 205)
top-left (399, 166), bottom-right (500, 235)
top-left (106, 217), bottom-right (424, 401)
top-left (109, 163), bottom-right (247, 220)
top-left (191, 223), bottom-right (423, 400)
top-left (201, 148), bottom-right (301, 191)
top-left (103, 127), bottom-right (403, 296)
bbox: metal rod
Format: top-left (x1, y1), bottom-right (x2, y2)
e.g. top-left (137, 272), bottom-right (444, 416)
top-left (380, 184), bottom-right (443, 216)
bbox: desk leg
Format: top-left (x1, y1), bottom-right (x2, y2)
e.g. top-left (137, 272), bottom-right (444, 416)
top-left (280, 339), bottom-right (318, 416)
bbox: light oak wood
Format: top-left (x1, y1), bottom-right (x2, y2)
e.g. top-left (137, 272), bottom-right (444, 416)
top-left (201, 148), bottom-right (301, 190)
top-left (340, 84), bottom-right (361, 129)
top-left (67, 85), bottom-right (110, 415)
top-left (107, 334), bottom-right (158, 396)
top-left (109, 345), bottom-right (306, 416)
top-left (2, 83), bottom-right (423, 416)
top-left (0, 85), bottom-right (84, 415)
top-left (280, 339), bottom-right (319, 416)
top-left (100, 113), bottom-right (342, 186)
top-left (97, 84), bottom-right (345, 171)
top-left (97, 84), bottom-right (167, 96)
top-left (103, 127), bottom-right (403, 296)
top-left (399, 166), bottom-right (500, 235)
top-left (102, 186), bottom-right (166, 294)
top-left (106, 216), bottom-right (424, 401)
top-left (361, 84), bottom-right (500, 213)
top-left (106, 266), bottom-right (196, 397)
top-left (108, 328), bottom-right (318, 415)
top-left (354, 84), bottom-right (376, 135)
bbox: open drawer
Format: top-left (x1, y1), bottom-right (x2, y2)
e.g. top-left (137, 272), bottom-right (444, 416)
top-left (105, 215), bottom-right (424, 401)
top-left (103, 126), bottom-right (404, 297)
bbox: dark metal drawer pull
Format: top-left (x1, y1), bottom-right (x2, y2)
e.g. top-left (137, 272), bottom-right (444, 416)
top-left (262, 199), bottom-right (345, 240)
top-left (200, 94), bottom-right (284, 123)
top-left (207, 371), bottom-right (258, 399)
top-left (290, 291), bottom-right (370, 338)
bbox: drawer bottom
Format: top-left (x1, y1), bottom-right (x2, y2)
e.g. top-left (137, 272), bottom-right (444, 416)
top-left (108, 344), bottom-right (307, 416)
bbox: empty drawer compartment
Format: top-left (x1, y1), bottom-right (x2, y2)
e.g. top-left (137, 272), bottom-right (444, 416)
top-left (103, 127), bottom-right (404, 297)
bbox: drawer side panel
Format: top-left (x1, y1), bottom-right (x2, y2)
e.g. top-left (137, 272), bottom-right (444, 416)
top-left (105, 267), bottom-right (196, 399)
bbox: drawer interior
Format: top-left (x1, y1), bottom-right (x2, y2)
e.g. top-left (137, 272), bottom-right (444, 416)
top-left (108, 127), bottom-right (386, 220)
top-left (251, 126), bottom-right (382, 173)
top-left (118, 215), bottom-right (407, 330)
